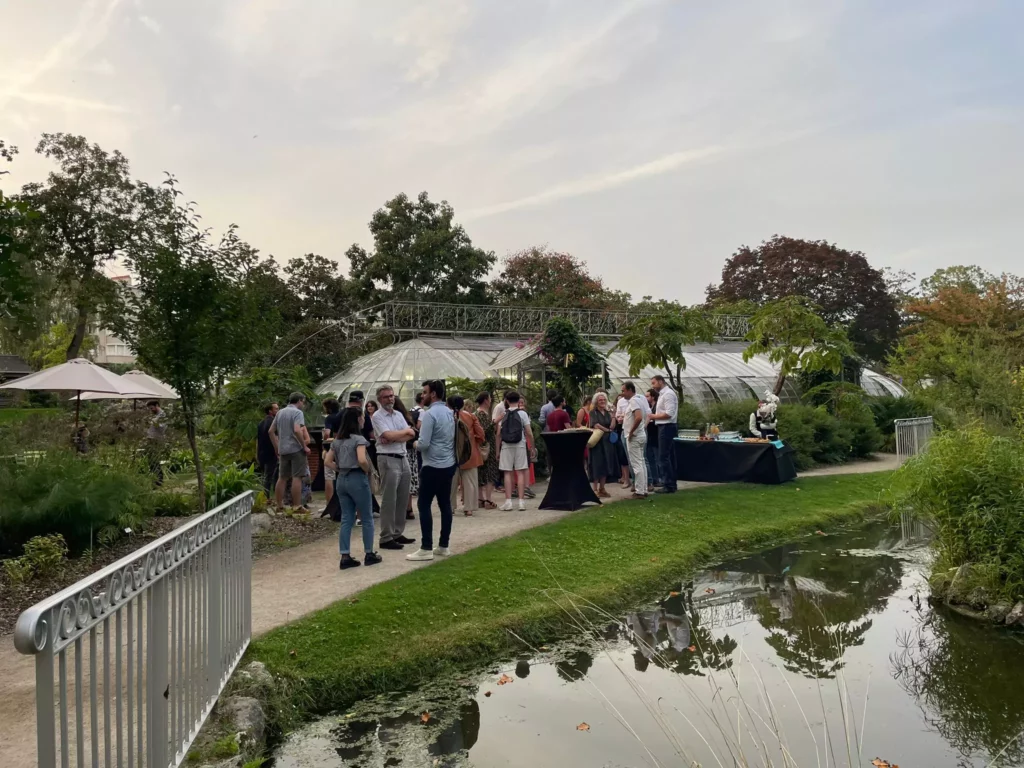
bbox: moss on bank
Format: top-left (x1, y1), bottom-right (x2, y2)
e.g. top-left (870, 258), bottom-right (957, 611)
top-left (250, 472), bottom-right (891, 721)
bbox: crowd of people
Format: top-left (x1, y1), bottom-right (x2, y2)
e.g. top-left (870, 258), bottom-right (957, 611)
top-left (255, 375), bottom-right (681, 573)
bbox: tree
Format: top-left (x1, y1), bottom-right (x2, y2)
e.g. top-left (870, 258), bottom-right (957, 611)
top-left (536, 317), bottom-right (605, 409)
top-left (20, 134), bottom-right (140, 360)
top-left (0, 142), bottom-right (43, 345)
top-left (283, 253), bottom-right (354, 321)
top-left (613, 306), bottom-right (718, 393)
top-left (490, 247), bottom-right (631, 310)
top-left (742, 296), bottom-right (853, 396)
top-left (109, 179), bottom-right (275, 510)
top-left (346, 191), bottom-right (494, 305)
top-left (706, 235), bottom-right (899, 363)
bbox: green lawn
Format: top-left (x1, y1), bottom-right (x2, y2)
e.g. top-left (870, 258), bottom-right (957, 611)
top-left (251, 472), bottom-right (891, 716)
top-left (0, 408), bottom-right (58, 425)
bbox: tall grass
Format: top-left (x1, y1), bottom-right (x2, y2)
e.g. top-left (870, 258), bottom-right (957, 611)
top-left (888, 425), bottom-right (1024, 602)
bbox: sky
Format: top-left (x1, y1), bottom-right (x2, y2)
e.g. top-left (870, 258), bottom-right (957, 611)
top-left (1, 0), bottom-right (1022, 304)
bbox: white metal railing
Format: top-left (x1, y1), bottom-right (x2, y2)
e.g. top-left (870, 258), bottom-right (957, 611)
top-left (894, 416), bottom-right (934, 463)
top-left (13, 491), bottom-right (253, 768)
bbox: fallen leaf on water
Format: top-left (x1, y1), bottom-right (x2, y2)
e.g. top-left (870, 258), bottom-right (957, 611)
top-left (815, 530), bottom-right (827, 536)
top-left (288, 649), bottom-right (297, 658)
top-left (687, 645), bottom-right (697, 652)
top-left (576, 722), bottom-right (590, 732)
top-left (704, 588), bottom-right (716, 594)
top-left (871, 760), bottom-right (891, 768)
top-left (497, 674), bottom-right (514, 685)
top-left (349, 598), bottom-right (359, 604)
top-left (484, 691), bottom-right (492, 697)
top-left (420, 711), bottom-right (431, 724)
top-left (540, 645), bottom-right (549, 650)
top-left (669, 591), bottom-right (680, 597)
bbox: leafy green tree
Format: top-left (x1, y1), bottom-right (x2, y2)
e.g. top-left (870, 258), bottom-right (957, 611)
top-left (109, 179), bottom-right (275, 510)
top-left (208, 366), bottom-right (319, 462)
top-left (743, 296), bottom-right (853, 396)
top-left (0, 142), bottom-right (42, 345)
top-left (490, 246), bottom-right (630, 310)
top-left (20, 134), bottom-right (140, 360)
top-left (346, 191), bottom-right (494, 305)
top-left (537, 317), bottom-right (605, 409)
top-left (283, 253), bottom-right (353, 321)
top-left (613, 306), bottom-right (718, 393)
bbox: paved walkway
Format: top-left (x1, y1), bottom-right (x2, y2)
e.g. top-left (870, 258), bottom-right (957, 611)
top-left (0, 454), bottom-right (899, 767)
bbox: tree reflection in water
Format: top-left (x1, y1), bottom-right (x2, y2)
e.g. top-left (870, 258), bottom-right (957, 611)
top-left (892, 609), bottom-right (1024, 765)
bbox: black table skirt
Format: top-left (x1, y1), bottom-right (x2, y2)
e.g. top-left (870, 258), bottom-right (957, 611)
top-left (540, 431), bottom-right (601, 510)
top-left (674, 439), bottom-right (797, 485)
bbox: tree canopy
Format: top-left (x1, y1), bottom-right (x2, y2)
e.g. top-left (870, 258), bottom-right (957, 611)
top-left (743, 296), bottom-right (853, 396)
top-left (490, 247), bottom-right (631, 310)
top-left (613, 306), bottom-right (718, 393)
top-left (346, 191), bottom-right (494, 305)
top-left (707, 235), bottom-right (898, 363)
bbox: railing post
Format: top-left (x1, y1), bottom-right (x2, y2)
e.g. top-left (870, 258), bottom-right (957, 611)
top-left (148, 571), bottom-right (170, 767)
top-left (207, 534), bottom-right (223, 698)
top-left (35, 630), bottom-right (56, 768)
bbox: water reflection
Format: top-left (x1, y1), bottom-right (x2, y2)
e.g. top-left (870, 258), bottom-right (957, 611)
top-left (275, 519), bottom-right (1024, 768)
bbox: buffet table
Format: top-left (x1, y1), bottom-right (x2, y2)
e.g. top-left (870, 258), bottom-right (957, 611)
top-left (540, 431), bottom-right (601, 510)
top-left (674, 439), bottom-right (797, 485)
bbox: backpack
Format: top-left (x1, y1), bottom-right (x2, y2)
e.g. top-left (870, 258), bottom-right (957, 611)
top-left (454, 415), bottom-right (473, 465)
top-left (500, 408), bottom-right (527, 444)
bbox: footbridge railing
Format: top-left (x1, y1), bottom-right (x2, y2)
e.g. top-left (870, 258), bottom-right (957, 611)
top-left (14, 492), bottom-right (253, 768)
top-left (894, 416), bottom-right (934, 464)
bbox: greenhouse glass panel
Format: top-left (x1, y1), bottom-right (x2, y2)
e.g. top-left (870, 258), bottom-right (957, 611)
top-left (705, 377), bottom-right (757, 404)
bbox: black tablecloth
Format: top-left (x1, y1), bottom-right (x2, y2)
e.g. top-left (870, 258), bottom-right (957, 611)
top-left (540, 431), bottom-right (601, 510)
top-left (674, 439), bottom-right (797, 485)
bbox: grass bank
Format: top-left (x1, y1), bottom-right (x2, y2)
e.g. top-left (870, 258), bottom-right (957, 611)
top-left (250, 472), bottom-right (891, 721)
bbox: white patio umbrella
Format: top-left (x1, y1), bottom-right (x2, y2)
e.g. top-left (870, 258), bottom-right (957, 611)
top-left (72, 370), bottom-right (179, 402)
top-left (0, 358), bottom-right (163, 425)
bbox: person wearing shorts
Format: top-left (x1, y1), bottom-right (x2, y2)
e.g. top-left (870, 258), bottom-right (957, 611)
top-left (271, 392), bottom-right (311, 511)
top-left (498, 391), bottom-right (533, 511)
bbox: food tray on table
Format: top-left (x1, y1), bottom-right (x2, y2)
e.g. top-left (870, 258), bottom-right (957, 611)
top-left (677, 429), bottom-right (701, 440)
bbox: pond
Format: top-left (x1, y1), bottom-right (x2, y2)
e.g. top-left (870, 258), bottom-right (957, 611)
top-left (273, 518), bottom-right (1024, 767)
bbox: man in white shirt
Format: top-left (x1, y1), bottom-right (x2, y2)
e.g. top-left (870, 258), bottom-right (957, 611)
top-left (497, 391), bottom-right (533, 511)
top-left (371, 385), bottom-right (416, 550)
top-left (650, 375), bottom-right (679, 493)
top-left (621, 381), bottom-right (650, 498)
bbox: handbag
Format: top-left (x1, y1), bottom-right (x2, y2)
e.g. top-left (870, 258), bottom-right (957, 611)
top-left (479, 442), bottom-right (491, 462)
top-left (369, 464), bottom-right (381, 496)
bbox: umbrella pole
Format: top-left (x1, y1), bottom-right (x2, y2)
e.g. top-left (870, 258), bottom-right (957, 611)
top-left (75, 391), bottom-right (81, 427)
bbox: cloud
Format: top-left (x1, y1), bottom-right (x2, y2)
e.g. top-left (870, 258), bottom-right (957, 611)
top-left (464, 145), bottom-right (725, 220)
top-left (0, 0), bottom-right (123, 110)
top-left (386, 0), bottom-right (472, 83)
top-left (138, 14), bottom-right (161, 34)
top-left (9, 92), bottom-right (129, 113)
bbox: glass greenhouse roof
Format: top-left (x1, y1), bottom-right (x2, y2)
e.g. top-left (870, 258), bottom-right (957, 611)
top-left (317, 336), bottom-right (905, 408)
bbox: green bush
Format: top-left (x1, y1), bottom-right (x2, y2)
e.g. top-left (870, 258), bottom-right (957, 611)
top-left (776, 404), bottom-right (847, 469)
top-left (888, 426), bottom-right (1024, 602)
top-left (151, 490), bottom-right (199, 518)
top-left (868, 394), bottom-right (932, 451)
top-left (708, 399), bottom-right (758, 433)
top-left (0, 453), bottom-right (152, 554)
top-left (841, 401), bottom-right (884, 459)
top-left (206, 464), bottom-right (262, 508)
top-left (676, 401), bottom-right (706, 430)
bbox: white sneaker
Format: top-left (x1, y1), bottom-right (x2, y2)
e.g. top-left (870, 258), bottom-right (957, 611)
top-left (501, 499), bottom-right (513, 511)
top-left (518, 500), bottom-right (526, 511)
top-left (433, 546), bottom-right (451, 557)
top-left (406, 548), bottom-right (434, 561)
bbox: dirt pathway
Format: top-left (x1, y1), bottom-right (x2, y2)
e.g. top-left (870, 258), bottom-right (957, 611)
top-left (0, 454), bottom-right (899, 767)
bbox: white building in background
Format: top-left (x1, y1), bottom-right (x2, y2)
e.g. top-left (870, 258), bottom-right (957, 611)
top-left (89, 275), bottom-right (136, 365)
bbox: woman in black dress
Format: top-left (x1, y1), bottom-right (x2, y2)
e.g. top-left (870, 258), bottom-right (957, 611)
top-left (587, 392), bottom-right (618, 498)
top-left (362, 400), bottom-right (380, 515)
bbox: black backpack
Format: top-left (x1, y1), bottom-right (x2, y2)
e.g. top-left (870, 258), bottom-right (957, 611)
top-left (500, 408), bottom-right (527, 444)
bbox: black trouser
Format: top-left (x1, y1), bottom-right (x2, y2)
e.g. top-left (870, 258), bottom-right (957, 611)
top-left (657, 423), bottom-right (678, 492)
top-left (260, 459), bottom-right (278, 496)
top-left (418, 464), bottom-right (456, 550)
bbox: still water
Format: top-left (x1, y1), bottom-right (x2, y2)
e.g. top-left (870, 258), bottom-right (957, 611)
top-left (275, 519), bottom-right (1024, 767)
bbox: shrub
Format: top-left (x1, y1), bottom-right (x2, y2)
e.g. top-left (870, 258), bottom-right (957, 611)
top-left (0, 452), bottom-right (152, 554)
top-left (707, 399), bottom-right (758, 433)
top-left (3, 557), bottom-right (34, 585)
top-left (676, 401), bottom-right (706, 430)
top-left (151, 490), bottom-right (199, 518)
top-left (776, 404), bottom-right (848, 469)
top-left (22, 533), bottom-right (69, 578)
top-left (888, 426), bottom-right (1024, 602)
top-left (868, 395), bottom-right (932, 451)
top-left (840, 400), bottom-right (885, 459)
top-left (206, 464), bottom-right (262, 508)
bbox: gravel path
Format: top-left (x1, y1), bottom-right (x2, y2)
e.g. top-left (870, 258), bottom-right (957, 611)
top-left (0, 454), bottom-right (899, 767)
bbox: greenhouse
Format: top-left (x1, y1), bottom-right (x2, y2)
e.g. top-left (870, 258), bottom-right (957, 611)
top-left (316, 336), bottom-right (906, 408)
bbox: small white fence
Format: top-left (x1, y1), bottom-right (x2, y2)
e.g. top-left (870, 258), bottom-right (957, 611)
top-left (894, 416), bottom-right (934, 464)
top-left (13, 491), bottom-right (253, 768)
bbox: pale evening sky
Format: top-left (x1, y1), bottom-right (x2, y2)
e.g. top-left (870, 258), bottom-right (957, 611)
top-left (1, 0), bottom-right (1021, 303)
